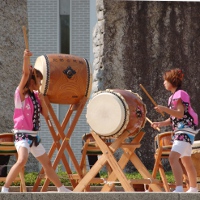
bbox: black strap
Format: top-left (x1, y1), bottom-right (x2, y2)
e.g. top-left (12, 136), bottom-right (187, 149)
top-left (15, 133), bottom-right (41, 147)
top-left (27, 135), bottom-right (41, 147)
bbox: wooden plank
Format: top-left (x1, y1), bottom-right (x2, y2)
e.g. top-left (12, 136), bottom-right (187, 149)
top-left (40, 97), bottom-right (87, 192)
top-left (159, 163), bottom-right (170, 192)
top-left (73, 154), bottom-right (108, 191)
top-left (129, 153), bottom-right (162, 192)
top-left (129, 179), bottom-right (161, 184)
top-left (92, 132), bottom-right (134, 192)
top-left (101, 131), bottom-right (145, 191)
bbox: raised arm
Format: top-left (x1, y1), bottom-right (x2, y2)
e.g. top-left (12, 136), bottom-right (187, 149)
top-left (154, 98), bottom-right (184, 119)
top-left (38, 93), bottom-right (49, 118)
top-left (18, 49), bottom-right (33, 101)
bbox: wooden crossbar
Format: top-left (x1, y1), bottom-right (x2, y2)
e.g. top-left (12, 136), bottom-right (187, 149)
top-left (32, 96), bottom-right (88, 192)
top-left (73, 131), bottom-right (162, 192)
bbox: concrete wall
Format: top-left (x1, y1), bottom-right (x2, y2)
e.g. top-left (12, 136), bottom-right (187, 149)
top-left (0, 192), bottom-right (200, 200)
top-left (0, 0), bottom-right (31, 169)
top-left (27, 0), bottom-right (91, 171)
top-left (93, 0), bottom-right (200, 171)
top-left (0, 0), bottom-right (95, 173)
top-left (0, 0), bottom-right (27, 132)
top-left (27, 0), bottom-right (60, 172)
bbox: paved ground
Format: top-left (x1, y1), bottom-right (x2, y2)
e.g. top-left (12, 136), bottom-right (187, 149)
top-left (0, 192), bottom-right (200, 200)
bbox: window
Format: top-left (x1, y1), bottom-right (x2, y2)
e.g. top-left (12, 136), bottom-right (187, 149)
top-left (59, 0), bottom-right (70, 54)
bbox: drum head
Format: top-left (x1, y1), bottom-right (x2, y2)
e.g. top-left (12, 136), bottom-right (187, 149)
top-left (192, 140), bottom-right (200, 149)
top-left (34, 55), bottom-right (48, 95)
top-left (86, 92), bottom-right (129, 137)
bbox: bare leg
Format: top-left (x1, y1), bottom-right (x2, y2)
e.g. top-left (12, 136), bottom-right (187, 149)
top-left (4, 147), bottom-right (28, 188)
top-left (169, 151), bottom-right (183, 187)
top-left (181, 156), bottom-right (197, 188)
top-left (36, 152), bottom-right (62, 187)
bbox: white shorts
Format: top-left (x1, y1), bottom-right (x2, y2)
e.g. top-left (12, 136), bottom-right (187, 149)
top-left (171, 140), bottom-right (192, 158)
top-left (15, 140), bottom-right (46, 158)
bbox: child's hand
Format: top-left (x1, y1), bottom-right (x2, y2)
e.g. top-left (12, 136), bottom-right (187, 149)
top-left (23, 49), bottom-right (32, 58)
top-left (38, 93), bottom-right (45, 101)
top-left (154, 105), bottom-right (165, 113)
top-left (151, 122), bottom-right (161, 130)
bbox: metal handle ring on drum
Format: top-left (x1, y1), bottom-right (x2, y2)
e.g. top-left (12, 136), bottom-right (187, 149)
top-left (129, 90), bottom-right (147, 130)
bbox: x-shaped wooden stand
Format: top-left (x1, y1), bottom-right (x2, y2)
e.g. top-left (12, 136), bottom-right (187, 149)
top-left (32, 96), bottom-right (87, 192)
top-left (73, 130), bottom-right (162, 192)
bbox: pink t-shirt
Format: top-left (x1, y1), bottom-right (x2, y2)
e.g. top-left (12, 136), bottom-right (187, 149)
top-left (168, 90), bottom-right (198, 129)
top-left (13, 88), bottom-right (40, 131)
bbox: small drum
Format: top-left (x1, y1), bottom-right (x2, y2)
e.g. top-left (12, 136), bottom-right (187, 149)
top-left (86, 89), bottom-right (146, 138)
top-left (34, 54), bottom-right (92, 104)
top-left (0, 133), bottom-right (14, 144)
top-left (191, 140), bottom-right (200, 177)
top-left (154, 132), bottom-right (173, 152)
top-left (160, 132), bottom-right (173, 146)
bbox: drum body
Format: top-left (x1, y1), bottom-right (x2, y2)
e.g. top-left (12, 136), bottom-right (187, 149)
top-left (192, 140), bottom-right (200, 177)
top-left (86, 89), bottom-right (146, 138)
top-left (0, 133), bottom-right (14, 143)
top-left (161, 132), bottom-right (173, 146)
top-left (34, 54), bottom-right (92, 104)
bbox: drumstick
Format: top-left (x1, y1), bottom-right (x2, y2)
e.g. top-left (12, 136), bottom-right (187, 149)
top-left (22, 26), bottom-right (39, 91)
top-left (146, 117), bottom-right (160, 132)
top-left (22, 26), bottom-right (30, 66)
top-left (139, 84), bottom-right (164, 117)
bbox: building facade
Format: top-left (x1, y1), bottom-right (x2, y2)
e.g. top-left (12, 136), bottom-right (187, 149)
top-left (27, 0), bottom-right (97, 171)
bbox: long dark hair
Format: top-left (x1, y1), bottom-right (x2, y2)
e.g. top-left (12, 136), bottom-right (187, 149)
top-left (23, 68), bottom-right (43, 95)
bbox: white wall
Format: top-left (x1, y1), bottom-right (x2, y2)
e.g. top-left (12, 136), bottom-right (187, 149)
top-left (27, 0), bottom-right (97, 171)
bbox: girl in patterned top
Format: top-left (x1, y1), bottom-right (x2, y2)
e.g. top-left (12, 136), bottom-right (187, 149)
top-left (1, 49), bottom-right (71, 193)
top-left (152, 68), bottom-right (198, 193)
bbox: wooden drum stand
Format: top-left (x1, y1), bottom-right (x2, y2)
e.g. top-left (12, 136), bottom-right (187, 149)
top-left (73, 89), bottom-right (162, 192)
top-left (32, 96), bottom-right (88, 191)
top-left (74, 130), bottom-right (162, 192)
top-left (32, 53), bottom-right (92, 191)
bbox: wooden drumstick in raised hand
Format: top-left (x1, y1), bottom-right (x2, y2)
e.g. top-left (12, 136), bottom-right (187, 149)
top-left (22, 26), bottom-right (40, 92)
top-left (139, 84), bottom-right (164, 117)
top-left (146, 117), bottom-right (160, 132)
top-left (22, 26), bottom-right (30, 66)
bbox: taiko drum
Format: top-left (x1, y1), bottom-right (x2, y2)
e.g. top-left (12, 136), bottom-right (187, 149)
top-left (0, 133), bottom-right (14, 143)
top-left (34, 54), bottom-right (92, 104)
top-left (191, 140), bottom-right (200, 177)
top-left (86, 89), bottom-right (147, 138)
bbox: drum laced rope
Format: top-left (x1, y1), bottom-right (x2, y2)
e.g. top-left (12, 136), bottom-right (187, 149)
top-left (55, 173), bottom-right (120, 186)
top-left (43, 55), bottom-right (50, 95)
top-left (100, 178), bottom-right (120, 186)
top-left (101, 177), bottom-right (153, 187)
top-left (143, 178), bottom-right (153, 192)
top-left (56, 172), bottom-right (155, 188)
top-left (56, 173), bottom-right (122, 186)
top-left (83, 58), bottom-right (90, 97)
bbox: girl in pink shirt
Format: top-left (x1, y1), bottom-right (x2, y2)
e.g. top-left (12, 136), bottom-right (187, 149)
top-left (1, 50), bottom-right (71, 193)
top-left (152, 68), bottom-right (198, 193)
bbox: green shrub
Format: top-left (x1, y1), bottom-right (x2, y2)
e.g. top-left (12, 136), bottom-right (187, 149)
top-left (0, 170), bottom-right (175, 186)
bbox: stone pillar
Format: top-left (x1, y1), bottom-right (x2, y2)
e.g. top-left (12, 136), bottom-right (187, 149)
top-left (0, 0), bottom-right (38, 172)
top-left (0, 0), bottom-right (28, 132)
top-left (93, 0), bottom-right (200, 170)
